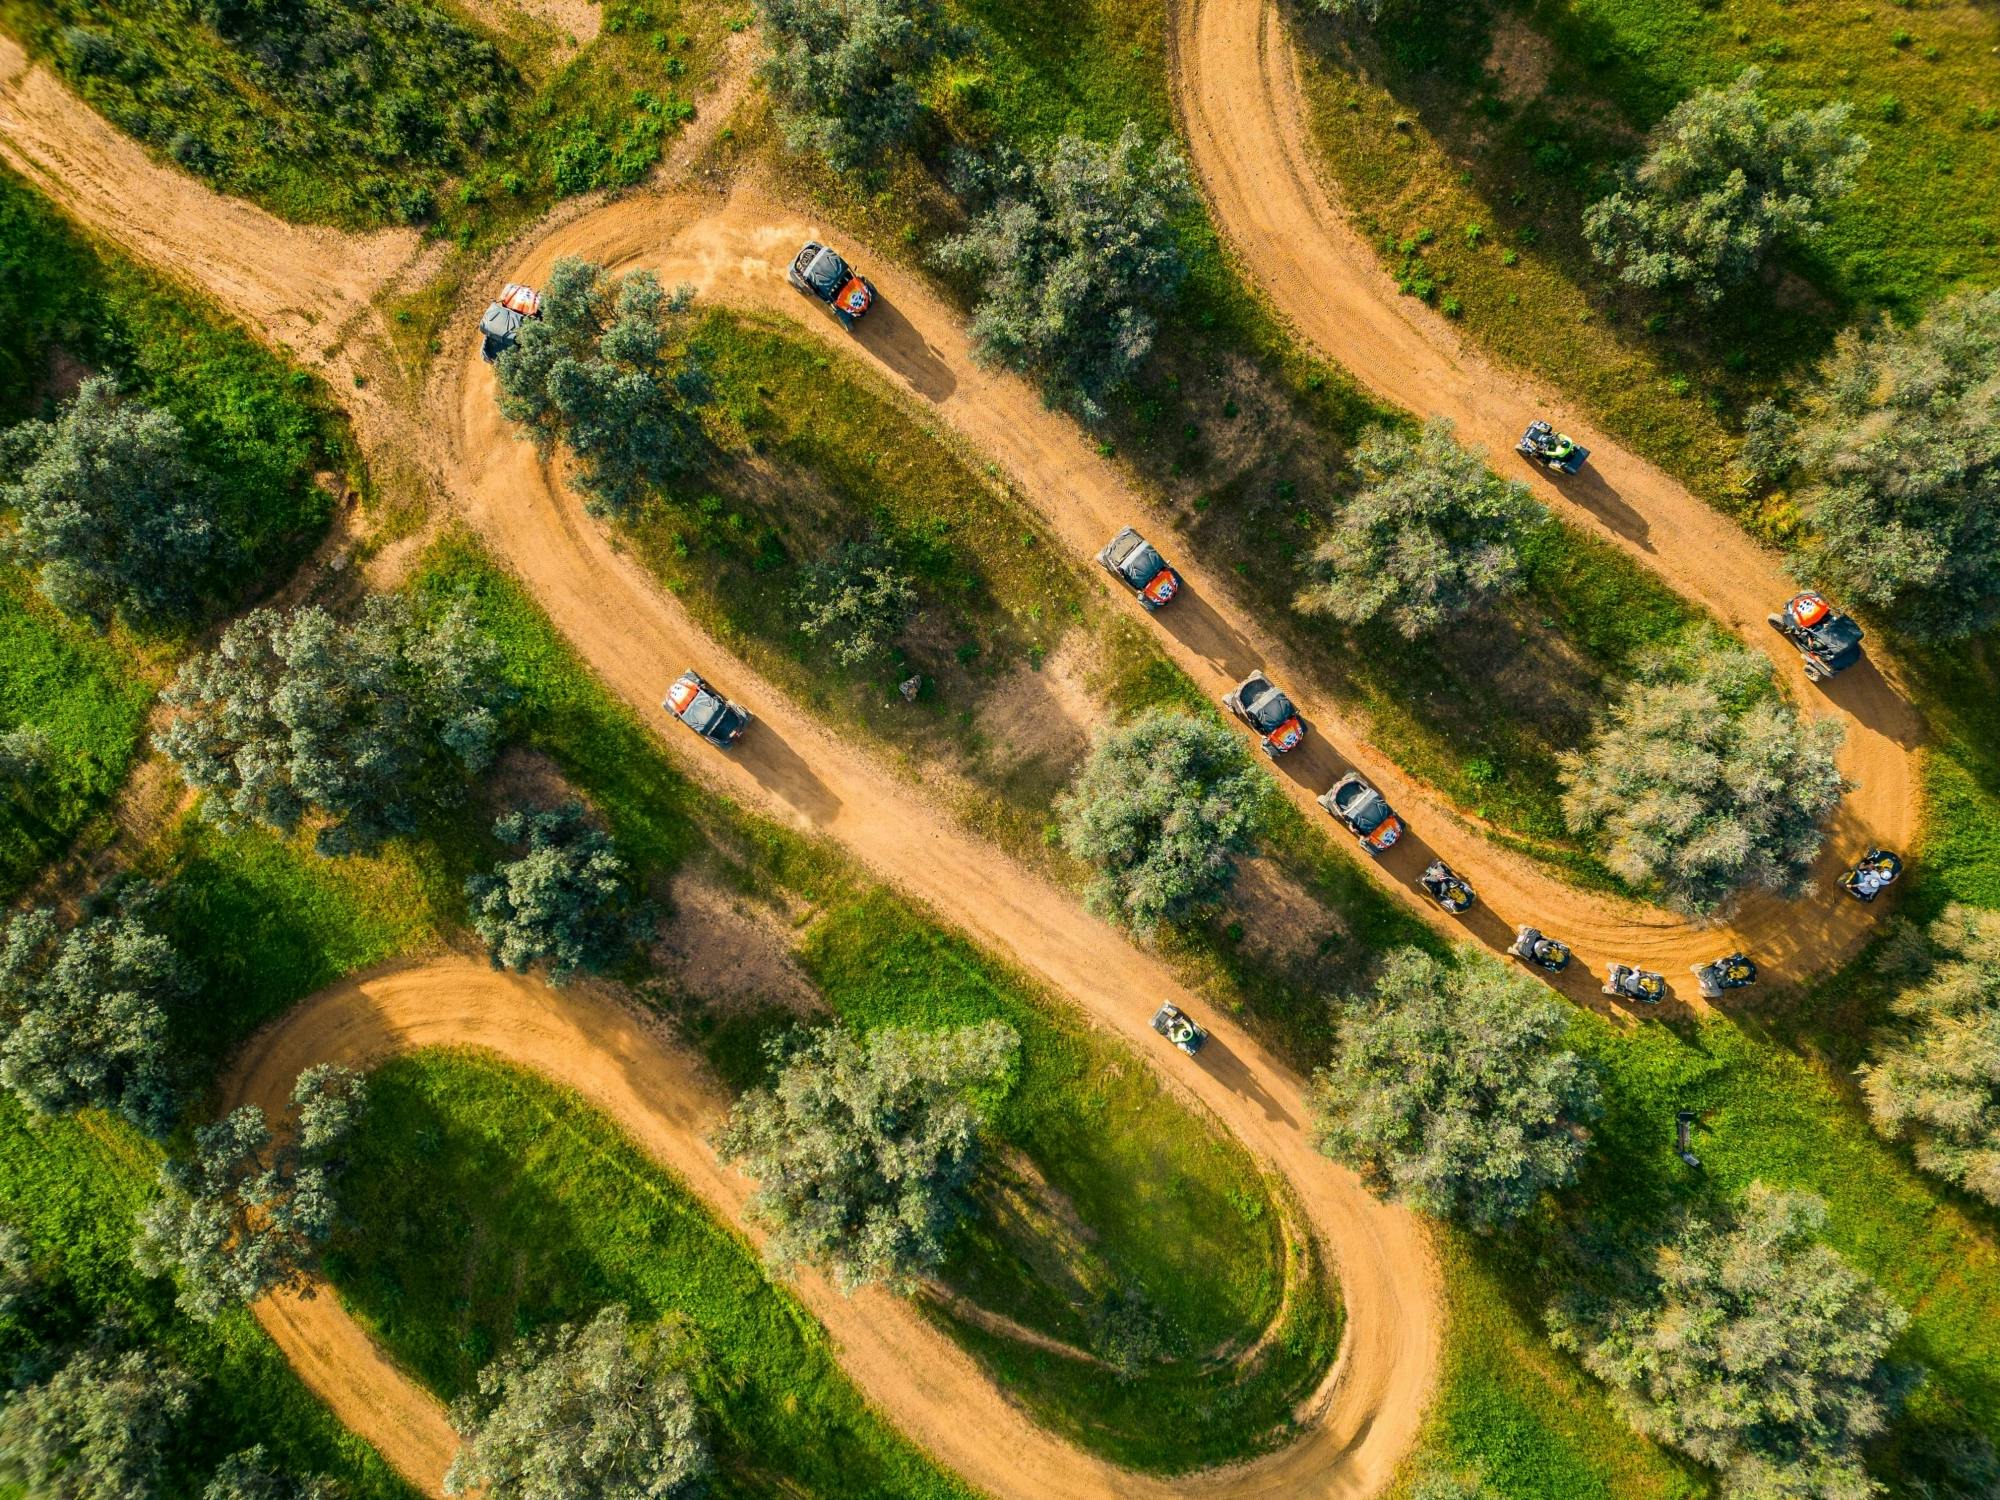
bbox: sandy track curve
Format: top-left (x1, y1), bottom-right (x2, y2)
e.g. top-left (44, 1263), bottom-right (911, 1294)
top-left (1168, 0), bottom-right (1926, 975)
top-left (233, 951), bottom-right (1431, 1500)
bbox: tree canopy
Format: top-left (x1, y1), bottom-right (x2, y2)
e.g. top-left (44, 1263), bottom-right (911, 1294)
top-left (0, 882), bottom-right (188, 1133)
top-left (1298, 418), bottom-right (1542, 639)
top-left (1057, 708), bottom-right (1263, 932)
top-left (795, 532), bottom-right (918, 667)
top-left (445, 1303), bottom-right (709, 1500)
top-left (466, 802), bottom-right (648, 985)
top-left (133, 1064), bottom-right (366, 1322)
top-left (202, 1447), bottom-right (343, 1500)
top-left (1559, 642), bottom-right (1845, 914)
top-left (0, 377), bottom-right (219, 627)
top-left (1859, 905), bottom-right (2000, 1208)
top-left (159, 594), bottom-right (505, 857)
top-left (935, 125), bottom-right (1193, 420)
top-left (1583, 68), bottom-right (1869, 301)
top-left (759, 0), bottom-right (957, 168)
top-left (494, 258), bottom-right (711, 517)
top-left (1312, 947), bottom-right (1600, 1229)
top-left (1551, 1184), bottom-right (1909, 1500)
top-left (0, 1339), bottom-right (192, 1500)
top-left (714, 1020), bottom-right (1017, 1291)
top-left (1784, 288), bottom-right (2000, 641)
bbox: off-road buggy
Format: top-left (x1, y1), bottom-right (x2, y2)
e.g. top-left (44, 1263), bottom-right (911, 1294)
top-left (662, 669), bottom-right (752, 748)
top-left (1768, 591), bottom-right (1865, 683)
top-left (478, 282), bottom-right (542, 363)
top-left (1096, 527), bottom-right (1181, 610)
top-left (1224, 672), bottom-right (1306, 756)
top-left (788, 241), bottom-right (875, 328)
top-left (1319, 771), bottom-right (1403, 854)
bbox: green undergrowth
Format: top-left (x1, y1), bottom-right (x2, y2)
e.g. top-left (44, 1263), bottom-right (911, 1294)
top-left (627, 309), bottom-right (1187, 863)
top-left (0, 161), bottom-right (351, 890)
top-left (0, 572), bottom-right (150, 898)
top-left (0, 1096), bottom-right (412, 1498)
top-left (0, 0), bottom-right (731, 241)
top-left (328, 1050), bottom-right (973, 1500)
top-left (1294, 0), bottom-right (2000, 532)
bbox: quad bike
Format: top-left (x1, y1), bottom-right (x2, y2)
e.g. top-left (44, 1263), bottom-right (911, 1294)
top-left (1691, 952), bottom-right (1757, 999)
top-left (1225, 672), bottom-right (1307, 756)
top-left (1768, 591), bottom-right (1865, 683)
top-left (1840, 849), bottom-right (1903, 904)
top-left (1096, 526), bottom-right (1182, 610)
top-left (478, 282), bottom-right (542, 362)
top-left (1509, 925), bottom-right (1572, 973)
top-left (1420, 860), bottom-right (1476, 914)
top-left (1517, 419), bottom-right (1590, 475)
top-left (1320, 771), bottom-right (1404, 854)
top-left (1150, 1002), bottom-right (1207, 1056)
top-left (787, 241), bottom-right (875, 328)
top-left (1603, 962), bottom-right (1668, 1004)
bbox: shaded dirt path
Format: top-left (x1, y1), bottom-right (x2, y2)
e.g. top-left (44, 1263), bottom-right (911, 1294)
top-left (1168, 0), bottom-right (1926, 975)
top-left (231, 957), bottom-right (1433, 1500)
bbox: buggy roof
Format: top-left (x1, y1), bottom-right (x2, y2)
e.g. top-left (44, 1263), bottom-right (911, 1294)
top-left (1333, 778), bottom-right (1392, 834)
top-left (1238, 678), bottom-right (1297, 734)
top-left (801, 245), bottom-right (849, 300)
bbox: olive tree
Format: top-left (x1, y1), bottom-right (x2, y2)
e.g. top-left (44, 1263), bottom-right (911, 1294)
top-left (0, 377), bottom-right (218, 626)
top-left (1784, 289), bottom-right (2000, 641)
top-left (1559, 642), bottom-right (1845, 914)
top-left (935, 125), bottom-right (1193, 420)
top-left (204, 1447), bottom-right (344, 1500)
top-left (1057, 709), bottom-right (1263, 932)
top-left (466, 802), bottom-right (648, 985)
top-left (445, 1304), bottom-right (708, 1500)
top-left (759, 0), bottom-right (957, 168)
top-left (1550, 1184), bottom-right (1909, 1500)
top-left (0, 882), bottom-right (188, 1133)
top-left (715, 1020), bottom-right (1017, 1291)
top-left (0, 1339), bottom-right (193, 1500)
top-left (0, 1219), bottom-right (35, 1318)
top-left (159, 595), bottom-right (506, 857)
top-left (494, 258), bottom-right (711, 517)
top-left (1859, 905), bottom-right (2000, 1207)
top-left (795, 532), bottom-right (917, 666)
top-left (1298, 418), bottom-right (1542, 639)
top-left (0, 724), bottom-right (55, 794)
top-left (132, 1064), bottom-right (367, 1322)
top-left (1584, 68), bottom-right (1869, 301)
top-left (1312, 947), bottom-right (1600, 1229)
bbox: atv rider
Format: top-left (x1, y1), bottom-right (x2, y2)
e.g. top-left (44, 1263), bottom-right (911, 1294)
top-left (1543, 433), bottom-right (1576, 464)
top-left (1841, 850), bottom-right (1903, 903)
top-left (1421, 860), bottom-right (1476, 914)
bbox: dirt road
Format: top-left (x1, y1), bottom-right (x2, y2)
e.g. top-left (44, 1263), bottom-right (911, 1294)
top-left (231, 955), bottom-right (1435, 1500)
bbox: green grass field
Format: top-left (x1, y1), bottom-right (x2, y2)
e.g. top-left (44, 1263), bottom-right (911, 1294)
top-left (1295, 0), bottom-right (2000, 529)
top-left (328, 1050), bottom-right (973, 1500)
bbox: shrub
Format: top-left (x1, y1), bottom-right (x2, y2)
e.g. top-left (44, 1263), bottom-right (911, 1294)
top-left (493, 258), bottom-right (711, 517)
top-left (759, 0), bottom-right (959, 168)
top-left (1859, 905), bottom-right (2000, 1206)
top-left (1583, 68), bottom-right (1869, 300)
top-left (1550, 1184), bottom-right (1910, 1499)
top-left (934, 125), bottom-right (1193, 420)
top-left (1057, 709), bottom-right (1263, 932)
top-left (795, 532), bottom-right (918, 666)
top-left (0, 881), bottom-right (188, 1133)
top-left (1296, 417), bottom-right (1541, 639)
top-left (0, 377), bottom-right (219, 627)
top-left (1559, 642), bottom-right (1845, 913)
top-left (159, 594), bottom-right (506, 857)
top-left (0, 1338), bottom-right (192, 1500)
top-left (714, 1020), bottom-right (1017, 1290)
top-left (202, 1447), bottom-right (343, 1500)
top-left (1312, 947), bottom-right (1600, 1229)
top-left (1787, 288), bottom-right (2000, 641)
top-left (132, 1065), bottom-right (366, 1322)
top-left (446, 1304), bottom-right (708, 1499)
top-left (466, 802), bottom-right (648, 984)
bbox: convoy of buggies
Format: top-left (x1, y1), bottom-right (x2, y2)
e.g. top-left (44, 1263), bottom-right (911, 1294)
top-left (474, 279), bottom-right (1906, 1048)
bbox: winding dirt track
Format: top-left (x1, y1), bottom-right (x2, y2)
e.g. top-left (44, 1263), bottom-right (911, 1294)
top-left (0, 7), bottom-right (1935, 1497)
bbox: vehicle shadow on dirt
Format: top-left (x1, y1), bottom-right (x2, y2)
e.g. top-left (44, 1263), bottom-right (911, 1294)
top-left (851, 295), bottom-right (957, 405)
top-left (738, 725), bottom-right (843, 826)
